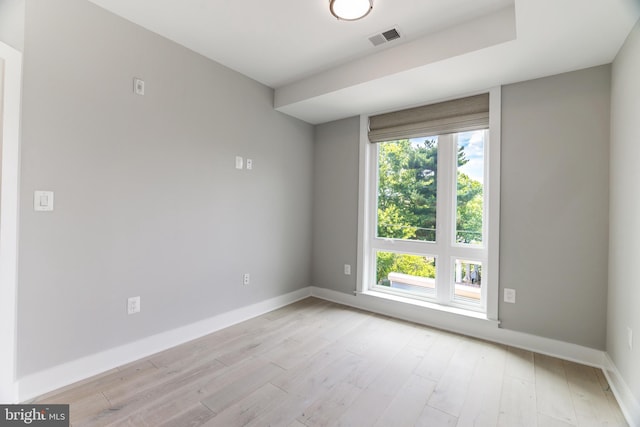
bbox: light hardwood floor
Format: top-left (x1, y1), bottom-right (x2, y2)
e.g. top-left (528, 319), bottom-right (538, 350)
top-left (35, 297), bottom-right (627, 426)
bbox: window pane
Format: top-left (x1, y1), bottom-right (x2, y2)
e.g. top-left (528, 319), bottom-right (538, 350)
top-left (375, 251), bottom-right (436, 296)
top-left (377, 138), bottom-right (438, 242)
top-left (453, 259), bottom-right (482, 303)
top-left (456, 131), bottom-right (485, 245)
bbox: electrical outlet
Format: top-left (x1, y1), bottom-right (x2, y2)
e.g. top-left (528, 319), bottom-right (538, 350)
top-left (246, 159), bottom-right (253, 170)
top-left (128, 296), bottom-right (140, 314)
top-left (628, 327), bottom-right (633, 350)
top-left (504, 288), bottom-right (516, 304)
top-left (133, 78), bottom-right (145, 95)
top-left (344, 264), bottom-right (351, 275)
top-left (243, 273), bottom-right (250, 285)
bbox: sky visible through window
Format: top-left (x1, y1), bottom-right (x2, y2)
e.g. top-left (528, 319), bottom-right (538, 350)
top-left (458, 131), bottom-right (484, 183)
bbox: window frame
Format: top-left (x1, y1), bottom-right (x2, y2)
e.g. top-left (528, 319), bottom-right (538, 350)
top-left (369, 132), bottom-right (487, 312)
top-left (356, 88), bottom-right (501, 321)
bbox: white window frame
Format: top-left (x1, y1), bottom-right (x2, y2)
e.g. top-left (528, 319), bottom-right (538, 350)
top-left (356, 87), bottom-right (501, 321)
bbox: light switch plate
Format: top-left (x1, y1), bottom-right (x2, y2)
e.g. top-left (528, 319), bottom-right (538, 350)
top-left (34, 191), bottom-right (54, 211)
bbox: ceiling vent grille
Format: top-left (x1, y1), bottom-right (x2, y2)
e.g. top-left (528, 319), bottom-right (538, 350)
top-left (368, 27), bottom-right (401, 47)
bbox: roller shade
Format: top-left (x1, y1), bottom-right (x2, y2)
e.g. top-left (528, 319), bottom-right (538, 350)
top-left (368, 93), bottom-right (489, 143)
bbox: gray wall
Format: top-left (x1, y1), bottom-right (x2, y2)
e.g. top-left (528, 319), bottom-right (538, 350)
top-left (500, 65), bottom-right (611, 349)
top-left (608, 19), bottom-right (640, 405)
top-left (0, 62), bottom-right (3, 154)
top-left (311, 117), bottom-right (360, 293)
top-left (312, 66), bottom-right (611, 350)
top-left (0, 0), bottom-right (25, 51)
top-left (17, 0), bottom-right (313, 377)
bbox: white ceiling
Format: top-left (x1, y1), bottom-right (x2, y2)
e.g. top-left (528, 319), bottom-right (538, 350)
top-left (88, 0), bottom-right (640, 124)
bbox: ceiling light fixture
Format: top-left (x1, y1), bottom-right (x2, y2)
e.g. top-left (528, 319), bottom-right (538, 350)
top-left (329, 0), bottom-right (373, 21)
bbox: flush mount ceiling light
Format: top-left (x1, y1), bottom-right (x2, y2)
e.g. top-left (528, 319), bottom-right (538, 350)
top-left (330, 0), bottom-right (373, 21)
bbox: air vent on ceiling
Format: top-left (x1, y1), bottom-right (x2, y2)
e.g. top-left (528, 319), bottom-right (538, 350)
top-left (368, 27), bottom-right (401, 47)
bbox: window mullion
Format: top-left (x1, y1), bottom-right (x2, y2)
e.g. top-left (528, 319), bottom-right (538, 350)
top-left (435, 134), bottom-right (454, 305)
top-left (372, 238), bottom-right (442, 254)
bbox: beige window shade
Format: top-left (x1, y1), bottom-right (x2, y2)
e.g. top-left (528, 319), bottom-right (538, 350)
top-left (368, 93), bottom-right (490, 143)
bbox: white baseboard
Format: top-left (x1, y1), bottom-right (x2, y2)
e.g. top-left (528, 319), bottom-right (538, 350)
top-left (17, 287), bottom-right (312, 403)
top-left (602, 353), bottom-right (640, 427)
top-left (310, 286), bottom-right (606, 368)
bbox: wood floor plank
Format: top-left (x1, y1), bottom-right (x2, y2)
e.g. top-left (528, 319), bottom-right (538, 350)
top-left (250, 352), bottom-right (369, 426)
top-left (296, 380), bottom-right (362, 426)
top-left (374, 374), bottom-right (437, 427)
top-left (102, 357), bottom-right (226, 407)
top-left (200, 361), bottom-right (285, 414)
top-left (456, 341), bottom-right (507, 427)
top-left (147, 314), bottom-right (272, 368)
top-left (36, 361), bottom-right (156, 406)
top-left (331, 314), bottom-right (422, 395)
top-left (414, 331), bottom-right (462, 382)
top-left (415, 405), bottom-right (459, 427)
top-left (505, 346), bottom-right (536, 382)
top-left (202, 383), bottom-right (287, 427)
top-left (534, 353), bottom-right (577, 425)
top-left (243, 393), bottom-right (311, 427)
top-left (335, 345), bottom-right (425, 426)
top-left (536, 412), bottom-right (575, 427)
top-left (262, 297), bottom-right (329, 321)
top-left (498, 377), bottom-right (537, 427)
top-left (32, 367), bottom-right (119, 403)
top-left (104, 359), bottom-right (279, 427)
top-left (340, 314), bottom-right (418, 358)
top-left (30, 298), bottom-right (628, 427)
top-left (148, 299), bottom-right (327, 370)
top-left (309, 305), bottom-right (372, 342)
top-left (594, 369), bottom-right (629, 426)
top-left (261, 335), bottom-right (332, 370)
top-left (203, 303), bottom-right (332, 368)
top-left (427, 338), bottom-right (482, 417)
top-left (157, 404), bottom-right (216, 427)
top-left (288, 351), bottom-right (367, 399)
top-left (213, 324), bottom-right (301, 367)
top-left (563, 360), bottom-right (627, 426)
top-left (407, 327), bottom-right (439, 352)
top-left (341, 332), bottom-right (416, 390)
top-left (80, 357), bottom-right (256, 426)
top-left (67, 393), bottom-right (111, 425)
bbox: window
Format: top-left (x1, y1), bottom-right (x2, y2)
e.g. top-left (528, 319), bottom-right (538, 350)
top-left (360, 92), bottom-right (500, 317)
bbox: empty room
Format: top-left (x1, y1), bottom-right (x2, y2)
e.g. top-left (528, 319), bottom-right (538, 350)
top-left (1, 0), bottom-right (639, 425)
